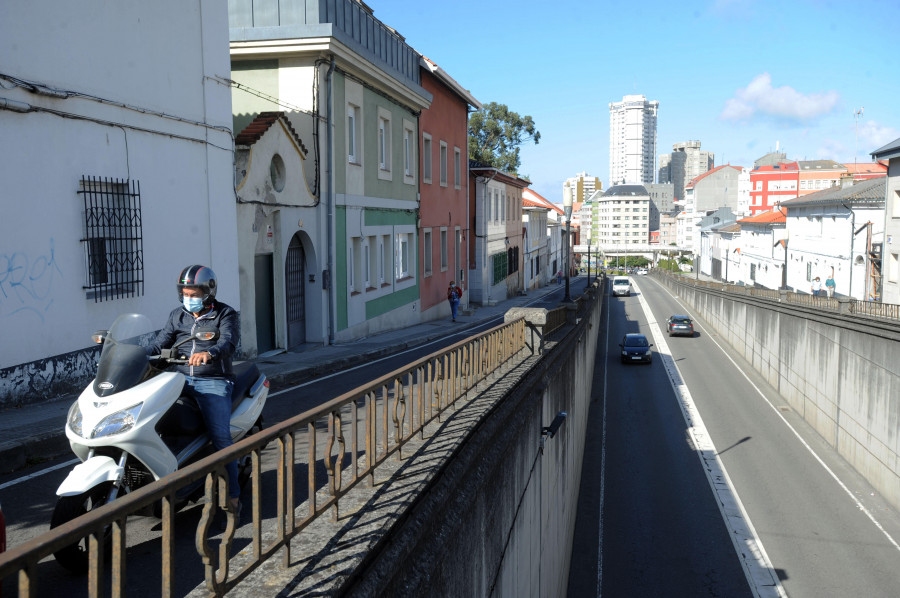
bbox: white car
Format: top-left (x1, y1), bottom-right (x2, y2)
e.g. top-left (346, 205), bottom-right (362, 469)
top-left (611, 277), bottom-right (631, 296)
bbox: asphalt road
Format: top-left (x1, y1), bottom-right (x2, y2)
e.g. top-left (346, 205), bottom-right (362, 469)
top-left (0, 278), bottom-right (591, 597)
top-left (567, 274), bottom-right (900, 597)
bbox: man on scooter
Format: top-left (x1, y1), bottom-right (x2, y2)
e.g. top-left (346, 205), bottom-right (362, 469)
top-left (147, 265), bottom-right (241, 516)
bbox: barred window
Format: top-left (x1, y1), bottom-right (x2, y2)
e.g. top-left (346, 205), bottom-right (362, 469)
top-left (79, 176), bottom-right (144, 302)
top-left (492, 252), bottom-right (508, 285)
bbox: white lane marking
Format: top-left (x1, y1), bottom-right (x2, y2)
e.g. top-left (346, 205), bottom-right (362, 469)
top-left (0, 458), bottom-right (79, 490)
top-left (270, 286), bottom-right (570, 397)
top-left (632, 279), bottom-right (787, 597)
top-left (654, 280), bottom-right (900, 555)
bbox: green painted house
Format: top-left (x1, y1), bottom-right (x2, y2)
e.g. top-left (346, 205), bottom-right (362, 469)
top-left (229, 0), bottom-right (432, 347)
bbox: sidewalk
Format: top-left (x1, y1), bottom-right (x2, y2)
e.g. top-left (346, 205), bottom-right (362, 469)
top-left (0, 279), bottom-right (585, 474)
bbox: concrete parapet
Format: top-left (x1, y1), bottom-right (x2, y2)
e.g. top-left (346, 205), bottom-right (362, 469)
top-left (662, 275), bottom-right (900, 511)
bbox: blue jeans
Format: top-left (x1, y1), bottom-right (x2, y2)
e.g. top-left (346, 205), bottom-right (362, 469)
top-left (450, 299), bottom-right (459, 320)
top-left (184, 376), bottom-right (239, 499)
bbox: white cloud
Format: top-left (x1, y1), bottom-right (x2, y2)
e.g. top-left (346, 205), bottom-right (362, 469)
top-left (720, 73), bottom-right (840, 124)
top-left (858, 120), bottom-right (900, 151)
top-left (816, 138), bottom-right (846, 160)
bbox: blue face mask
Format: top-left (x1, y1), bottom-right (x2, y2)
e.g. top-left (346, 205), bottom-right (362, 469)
top-left (183, 297), bottom-right (204, 313)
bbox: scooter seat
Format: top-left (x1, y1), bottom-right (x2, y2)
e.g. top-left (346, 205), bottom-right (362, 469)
top-left (231, 362), bottom-right (262, 411)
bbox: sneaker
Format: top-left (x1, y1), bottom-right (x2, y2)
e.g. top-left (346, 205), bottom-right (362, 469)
top-left (221, 499), bottom-right (242, 530)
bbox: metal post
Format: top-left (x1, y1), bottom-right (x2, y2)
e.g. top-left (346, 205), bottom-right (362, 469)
top-left (564, 217), bottom-right (571, 302)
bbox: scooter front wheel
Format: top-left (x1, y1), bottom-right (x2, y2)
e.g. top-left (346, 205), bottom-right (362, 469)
top-left (50, 482), bottom-right (114, 573)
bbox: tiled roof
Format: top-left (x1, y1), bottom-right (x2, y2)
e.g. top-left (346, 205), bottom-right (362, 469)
top-left (421, 56), bottom-right (481, 109)
top-left (235, 111), bottom-right (308, 155)
top-left (738, 208), bottom-right (787, 224)
top-left (797, 160), bottom-right (845, 171)
top-left (603, 184), bottom-right (648, 197)
top-left (687, 164), bottom-right (743, 187)
top-left (841, 162), bottom-right (887, 174)
top-left (523, 188), bottom-right (564, 215)
top-left (871, 136), bottom-right (900, 160)
top-left (779, 177), bottom-right (885, 207)
top-left (751, 162), bottom-right (799, 173)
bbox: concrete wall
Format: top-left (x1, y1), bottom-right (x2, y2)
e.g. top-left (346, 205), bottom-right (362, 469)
top-left (659, 275), bottom-right (900, 510)
top-left (348, 285), bottom-right (602, 596)
top-left (0, 0), bottom-right (237, 406)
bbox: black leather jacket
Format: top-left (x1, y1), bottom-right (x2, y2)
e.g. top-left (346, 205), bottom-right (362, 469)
top-left (147, 301), bottom-right (239, 379)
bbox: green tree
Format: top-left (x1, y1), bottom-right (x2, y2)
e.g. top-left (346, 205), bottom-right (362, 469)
top-left (468, 102), bottom-right (540, 173)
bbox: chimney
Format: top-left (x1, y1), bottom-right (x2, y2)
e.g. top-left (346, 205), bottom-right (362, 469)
top-left (840, 171), bottom-right (854, 188)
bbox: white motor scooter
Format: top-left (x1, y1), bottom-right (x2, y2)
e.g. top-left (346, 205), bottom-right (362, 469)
top-left (50, 313), bottom-right (268, 573)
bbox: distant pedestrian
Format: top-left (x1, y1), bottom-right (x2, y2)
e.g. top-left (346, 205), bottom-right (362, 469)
top-left (825, 274), bottom-right (836, 298)
top-left (811, 277), bottom-right (822, 297)
top-left (557, 270), bottom-right (562, 284)
top-left (447, 281), bottom-right (462, 322)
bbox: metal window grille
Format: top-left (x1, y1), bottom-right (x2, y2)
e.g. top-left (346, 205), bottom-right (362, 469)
top-left (79, 175), bottom-right (144, 302)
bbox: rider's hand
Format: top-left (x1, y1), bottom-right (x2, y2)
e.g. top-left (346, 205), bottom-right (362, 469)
top-left (188, 351), bottom-right (212, 366)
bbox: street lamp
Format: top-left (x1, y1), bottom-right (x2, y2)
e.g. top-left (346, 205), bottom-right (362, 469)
top-left (563, 193), bottom-right (573, 302)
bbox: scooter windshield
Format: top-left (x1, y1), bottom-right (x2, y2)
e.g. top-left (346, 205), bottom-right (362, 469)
top-left (93, 314), bottom-right (156, 398)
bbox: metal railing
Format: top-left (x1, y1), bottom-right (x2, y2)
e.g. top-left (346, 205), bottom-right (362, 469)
top-left (660, 271), bottom-right (900, 323)
top-left (0, 317), bottom-right (528, 598)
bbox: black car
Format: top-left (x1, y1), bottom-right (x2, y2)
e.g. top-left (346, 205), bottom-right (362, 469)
top-left (666, 315), bottom-right (694, 337)
top-left (620, 333), bottom-right (653, 364)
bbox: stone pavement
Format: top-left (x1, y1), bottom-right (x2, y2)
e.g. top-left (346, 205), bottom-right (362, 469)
top-left (0, 278), bottom-right (587, 474)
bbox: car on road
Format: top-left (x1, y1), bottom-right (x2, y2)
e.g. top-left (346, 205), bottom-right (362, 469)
top-left (611, 277), bottom-right (631, 296)
top-left (619, 333), bottom-right (653, 364)
top-left (666, 315), bottom-right (694, 337)
top-left (637, 268), bottom-right (648, 275)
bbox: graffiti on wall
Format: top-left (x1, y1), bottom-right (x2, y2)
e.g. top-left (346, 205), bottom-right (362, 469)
top-left (0, 238), bottom-right (63, 322)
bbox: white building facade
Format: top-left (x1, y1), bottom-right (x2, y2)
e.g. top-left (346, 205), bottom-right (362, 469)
top-left (609, 95), bottom-right (659, 185)
top-left (735, 209), bottom-right (788, 290)
top-left (0, 1), bottom-right (236, 407)
top-left (595, 185), bottom-right (651, 252)
top-left (871, 137), bottom-right (900, 304)
top-left (780, 178), bottom-right (885, 299)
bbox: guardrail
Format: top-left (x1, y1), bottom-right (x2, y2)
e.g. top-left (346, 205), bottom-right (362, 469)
top-left (0, 317), bottom-right (528, 598)
top-left (660, 271), bottom-right (900, 323)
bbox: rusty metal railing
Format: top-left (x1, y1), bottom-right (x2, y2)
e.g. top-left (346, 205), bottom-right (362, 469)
top-left (0, 317), bottom-right (527, 598)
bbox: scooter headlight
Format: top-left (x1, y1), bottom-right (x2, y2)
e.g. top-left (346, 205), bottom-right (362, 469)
top-left (67, 402), bottom-right (83, 437)
top-left (91, 403), bottom-right (143, 439)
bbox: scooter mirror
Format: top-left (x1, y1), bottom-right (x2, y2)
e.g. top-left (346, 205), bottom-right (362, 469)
top-left (92, 330), bottom-right (109, 344)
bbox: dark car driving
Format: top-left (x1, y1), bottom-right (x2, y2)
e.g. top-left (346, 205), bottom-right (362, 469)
top-left (666, 315), bottom-right (694, 337)
top-left (619, 333), bottom-right (653, 364)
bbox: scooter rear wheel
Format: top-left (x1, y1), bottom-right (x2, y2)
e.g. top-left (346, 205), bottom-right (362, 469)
top-left (50, 482), bottom-right (114, 573)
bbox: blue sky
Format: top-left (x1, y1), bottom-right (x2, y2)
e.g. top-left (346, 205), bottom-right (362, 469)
top-left (371, 0), bottom-right (900, 201)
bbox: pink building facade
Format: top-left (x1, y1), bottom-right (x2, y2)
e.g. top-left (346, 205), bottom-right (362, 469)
top-left (417, 58), bottom-right (480, 319)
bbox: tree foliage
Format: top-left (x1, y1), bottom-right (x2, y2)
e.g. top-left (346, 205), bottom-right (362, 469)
top-left (468, 102), bottom-right (540, 174)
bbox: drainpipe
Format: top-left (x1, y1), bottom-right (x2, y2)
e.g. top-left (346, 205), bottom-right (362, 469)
top-left (839, 200), bottom-right (855, 299)
top-left (326, 56), bottom-right (336, 344)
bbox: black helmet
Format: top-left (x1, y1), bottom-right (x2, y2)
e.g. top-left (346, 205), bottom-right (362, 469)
top-left (177, 265), bottom-right (217, 306)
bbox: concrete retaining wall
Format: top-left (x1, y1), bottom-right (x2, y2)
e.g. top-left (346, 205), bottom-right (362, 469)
top-left (346, 285), bottom-right (602, 597)
top-left (660, 275), bottom-right (900, 510)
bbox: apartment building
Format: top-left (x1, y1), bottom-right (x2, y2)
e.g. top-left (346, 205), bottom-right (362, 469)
top-left (594, 184), bottom-right (651, 250)
top-left (609, 95), bottom-right (659, 185)
top-left (797, 160), bottom-right (847, 195)
top-left (748, 162), bottom-right (799, 216)
top-left (658, 140), bottom-right (714, 201)
top-left (563, 171), bottom-right (603, 206)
